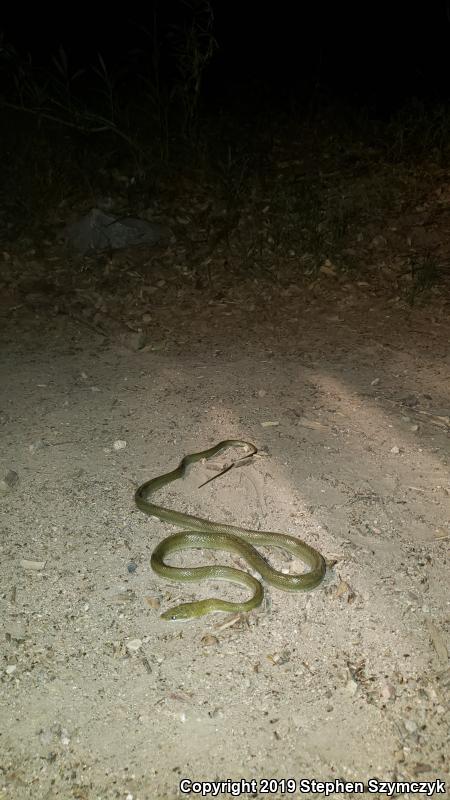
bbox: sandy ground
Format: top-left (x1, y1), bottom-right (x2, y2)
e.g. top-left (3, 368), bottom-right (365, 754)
top-left (1, 281), bottom-right (449, 800)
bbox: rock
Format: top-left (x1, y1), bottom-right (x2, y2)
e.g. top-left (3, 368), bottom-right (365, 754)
top-left (63, 208), bottom-right (171, 256)
top-left (20, 559), bottom-right (46, 571)
top-left (144, 596), bottom-right (160, 609)
top-left (0, 470), bottom-right (19, 493)
top-left (6, 622), bottom-right (26, 641)
top-left (403, 718), bottom-right (417, 733)
top-left (126, 639), bottom-right (143, 654)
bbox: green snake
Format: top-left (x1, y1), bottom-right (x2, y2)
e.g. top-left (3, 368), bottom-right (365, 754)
top-left (135, 440), bottom-right (326, 620)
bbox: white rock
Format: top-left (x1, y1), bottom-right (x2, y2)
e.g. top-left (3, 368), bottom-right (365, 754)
top-left (20, 559), bottom-right (46, 571)
top-left (126, 639), bottom-right (142, 654)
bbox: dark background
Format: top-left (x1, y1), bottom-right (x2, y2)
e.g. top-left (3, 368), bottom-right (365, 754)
top-left (3, 2), bottom-right (450, 112)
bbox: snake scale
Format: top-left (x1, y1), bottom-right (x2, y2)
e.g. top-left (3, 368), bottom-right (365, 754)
top-left (135, 440), bottom-right (326, 620)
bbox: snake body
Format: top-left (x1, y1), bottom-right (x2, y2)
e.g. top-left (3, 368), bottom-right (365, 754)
top-left (135, 440), bottom-right (326, 620)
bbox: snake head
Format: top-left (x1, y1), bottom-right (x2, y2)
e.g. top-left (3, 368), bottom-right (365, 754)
top-left (161, 603), bottom-right (200, 621)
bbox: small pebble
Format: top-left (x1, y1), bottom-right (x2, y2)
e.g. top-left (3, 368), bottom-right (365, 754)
top-left (125, 331), bottom-right (147, 351)
top-left (0, 470), bottom-right (19, 493)
top-left (390, 445), bottom-right (400, 454)
top-left (20, 559), bottom-right (46, 571)
top-left (201, 634), bottom-right (219, 646)
top-left (39, 728), bottom-right (53, 746)
top-left (60, 728), bottom-right (70, 746)
top-left (127, 562), bottom-right (137, 573)
top-left (412, 763), bottom-right (433, 775)
top-left (114, 440), bottom-right (127, 451)
top-left (381, 684), bottom-right (395, 701)
top-left (144, 596), bottom-right (160, 609)
top-left (6, 623), bottom-right (26, 641)
top-left (345, 678), bottom-right (359, 696)
top-left (29, 439), bottom-right (46, 453)
top-left (126, 639), bottom-right (142, 654)
top-left (267, 651), bottom-right (290, 665)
